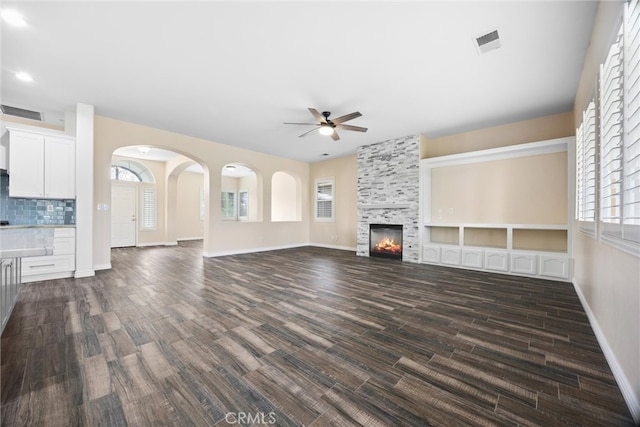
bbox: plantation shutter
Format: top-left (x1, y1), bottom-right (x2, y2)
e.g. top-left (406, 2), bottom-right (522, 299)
top-left (624, 0), bottom-right (640, 243)
top-left (577, 100), bottom-right (597, 230)
top-left (315, 180), bottom-right (334, 220)
top-left (141, 187), bottom-right (157, 230)
top-left (600, 27), bottom-right (624, 237)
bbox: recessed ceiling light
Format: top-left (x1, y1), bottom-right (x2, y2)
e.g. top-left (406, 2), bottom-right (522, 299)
top-left (322, 153), bottom-right (330, 156)
top-left (15, 72), bottom-right (33, 82)
top-left (225, 165), bottom-right (236, 170)
top-left (2, 9), bottom-right (26, 27)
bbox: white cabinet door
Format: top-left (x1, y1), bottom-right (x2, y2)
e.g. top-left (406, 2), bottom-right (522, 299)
top-left (44, 136), bottom-right (75, 199)
top-left (485, 250), bottom-right (509, 271)
top-left (511, 253), bottom-right (537, 275)
top-left (9, 131), bottom-right (45, 198)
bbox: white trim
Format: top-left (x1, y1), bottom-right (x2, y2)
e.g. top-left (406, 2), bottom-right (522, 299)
top-left (202, 243), bottom-right (308, 258)
top-left (310, 243), bottom-right (357, 252)
top-left (136, 241), bottom-right (178, 247)
top-left (74, 269), bottom-right (95, 278)
top-left (177, 237), bottom-right (204, 242)
top-left (93, 263), bottom-right (112, 271)
top-left (423, 222), bottom-right (568, 230)
top-left (420, 137), bottom-right (571, 168)
top-left (572, 278), bottom-right (640, 424)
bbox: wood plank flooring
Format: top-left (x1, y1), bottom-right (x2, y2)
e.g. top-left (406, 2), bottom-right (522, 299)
top-left (1, 242), bottom-right (635, 426)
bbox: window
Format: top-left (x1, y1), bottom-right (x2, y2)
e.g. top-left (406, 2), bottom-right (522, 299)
top-left (111, 165), bottom-right (141, 182)
top-left (315, 178), bottom-right (334, 221)
top-left (221, 191), bottom-right (236, 219)
top-left (141, 187), bottom-right (157, 230)
top-left (111, 159), bottom-right (155, 183)
top-left (598, 3), bottom-right (640, 253)
top-left (238, 191), bottom-right (248, 220)
top-left (577, 0), bottom-right (640, 256)
top-left (576, 99), bottom-right (597, 235)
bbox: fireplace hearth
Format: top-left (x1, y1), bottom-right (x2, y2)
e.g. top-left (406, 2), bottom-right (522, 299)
top-left (369, 224), bottom-right (403, 260)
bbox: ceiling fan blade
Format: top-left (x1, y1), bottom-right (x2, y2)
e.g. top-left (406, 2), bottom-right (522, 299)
top-left (299, 127), bottom-right (320, 137)
top-left (331, 111), bottom-right (362, 124)
top-left (308, 108), bottom-right (327, 124)
top-left (283, 122), bottom-right (318, 125)
top-left (331, 131), bottom-right (340, 141)
top-left (335, 124), bottom-right (368, 133)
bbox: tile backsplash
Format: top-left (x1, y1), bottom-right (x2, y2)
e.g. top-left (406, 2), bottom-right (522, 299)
top-left (0, 174), bottom-right (75, 225)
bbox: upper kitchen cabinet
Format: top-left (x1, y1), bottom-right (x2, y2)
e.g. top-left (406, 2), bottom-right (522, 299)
top-left (4, 127), bottom-right (76, 199)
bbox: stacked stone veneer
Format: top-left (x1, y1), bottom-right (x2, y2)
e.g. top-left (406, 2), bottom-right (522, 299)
top-left (357, 135), bottom-right (420, 262)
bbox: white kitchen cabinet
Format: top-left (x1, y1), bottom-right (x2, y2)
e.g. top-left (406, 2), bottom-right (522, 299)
top-left (6, 128), bottom-right (76, 199)
top-left (21, 228), bottom-right (75, 283)
top-left (7, 131), bottom-right (44, 198)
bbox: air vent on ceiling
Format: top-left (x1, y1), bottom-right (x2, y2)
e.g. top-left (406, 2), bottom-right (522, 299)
top-left (0, 104), bottom-right (43, 121)
top-left (474, 29), bottom-right (501, 55)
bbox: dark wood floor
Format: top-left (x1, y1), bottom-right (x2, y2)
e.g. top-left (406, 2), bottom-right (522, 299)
top-left (1, 242), bottom-right (635, 426)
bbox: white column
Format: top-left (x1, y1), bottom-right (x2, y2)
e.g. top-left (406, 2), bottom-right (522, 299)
top-left (74, 103), bottom-right (95, 278)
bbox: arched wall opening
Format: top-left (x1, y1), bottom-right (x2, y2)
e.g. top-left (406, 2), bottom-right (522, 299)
top-left (109, 146), bottom-right (209, 251)
top-left (221, 163), bottom-right (263, 222)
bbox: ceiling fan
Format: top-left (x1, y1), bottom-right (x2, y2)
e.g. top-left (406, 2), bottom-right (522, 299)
top-left (284, 108), bottom-right (367, 141)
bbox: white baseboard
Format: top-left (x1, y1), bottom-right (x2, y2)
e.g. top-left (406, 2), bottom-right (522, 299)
top-left (93, 263), bottom-right (112, 271)
top-left (74, 269), bottom-right (95, 278)
top-left (310, 243), bottom-right (357, 252)
top-left (177, 237), bottom-right (204, 242)
top-left (203, 243), bottom-right (308, 258)
top-left (136, 241), bottom-right (178, 247)
top-left (572, 278), bottom-right (640, 424)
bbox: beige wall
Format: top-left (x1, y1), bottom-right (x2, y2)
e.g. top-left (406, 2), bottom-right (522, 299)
top-left (94, 115), bottom-right (310, 265)
top-left (423, 111), bottom-right (574, 158)
top-left (177, 171), bottom-right (204, 240)
top-left (572, 1), bottom-right (640, 418)
top-left (430, 152), bottom-right (568, 224)
top-left (309, 155), bottom-right (357, 249)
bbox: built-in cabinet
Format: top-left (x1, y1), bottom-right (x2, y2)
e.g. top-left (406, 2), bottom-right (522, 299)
top-left (3, 127), bottom-right (76, 199)
top-left (21, 228), bottom-right (76, 283)
top-left (420, 137), bottom-right (573, 281)
top-left (1, 257), bottom-right (21, 333)
top-left (422, 224), bottom-right (571, 280)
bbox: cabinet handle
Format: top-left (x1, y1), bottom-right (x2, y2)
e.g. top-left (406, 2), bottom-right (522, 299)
top-left (29, 264), bottom-right (56, 268)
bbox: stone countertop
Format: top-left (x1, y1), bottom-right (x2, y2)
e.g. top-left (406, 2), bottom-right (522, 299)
top-left (0, 227), bottom-right (55, 258)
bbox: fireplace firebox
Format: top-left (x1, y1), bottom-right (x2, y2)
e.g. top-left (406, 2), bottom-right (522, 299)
top-left (369, 224), bottom-right (403, 260)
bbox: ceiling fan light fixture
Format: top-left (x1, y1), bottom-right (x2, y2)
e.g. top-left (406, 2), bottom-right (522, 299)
top-left (319, 124), bottom-right (334, 136)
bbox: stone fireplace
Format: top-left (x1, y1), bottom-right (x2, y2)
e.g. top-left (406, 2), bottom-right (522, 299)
top-left (357, 135), bottom-right (421, 262)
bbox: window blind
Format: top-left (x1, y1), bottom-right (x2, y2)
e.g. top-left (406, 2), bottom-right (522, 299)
top-left (600, 27), bottom-right (623, 234)
top-left (624, 0), bottom-right (640, 244)
top-left (577, 100), bottom-right (597, 230)
top-left (315, 180), bottom-right (334, 220)
top-left (141, 187), bottom-right (157, 230)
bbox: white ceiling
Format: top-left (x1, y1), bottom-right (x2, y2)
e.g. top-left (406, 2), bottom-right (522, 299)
top-left (1, 1), bottom-right (598, 163)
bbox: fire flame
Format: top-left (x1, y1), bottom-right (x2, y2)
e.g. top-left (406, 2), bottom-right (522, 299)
top-left (374, 237), bottom-right (402, 253)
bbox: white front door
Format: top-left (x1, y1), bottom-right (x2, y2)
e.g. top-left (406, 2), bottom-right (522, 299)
top-left (111, 185), bottom-right (137, 248)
